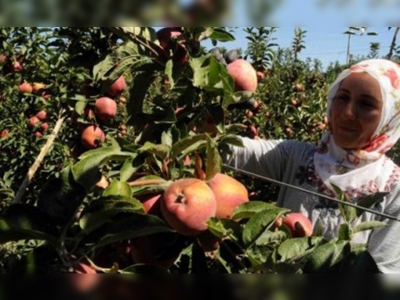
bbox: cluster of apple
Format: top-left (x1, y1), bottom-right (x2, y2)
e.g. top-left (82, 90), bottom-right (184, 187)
top-left (28, 110), bottom-right (48, 138)
top-left (78, 75), bottom-right (127, 150)
top-left (132, 173), bottom-right (249, 262)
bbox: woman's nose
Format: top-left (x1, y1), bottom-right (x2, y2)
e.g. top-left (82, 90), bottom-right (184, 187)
top-left (341, 101), bottom-right (357, 120)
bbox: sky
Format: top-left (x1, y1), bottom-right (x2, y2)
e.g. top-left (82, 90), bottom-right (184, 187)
top-left (201, 27), bottom-right (397, 69)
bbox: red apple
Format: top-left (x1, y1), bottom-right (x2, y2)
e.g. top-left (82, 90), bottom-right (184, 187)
top-left (39, 122), bottom-right (49, 132)
top-left (81, 125), bottom-right (106, 149)
top-left (36, 110), bottom-right (47, 121)
top-left (256, 71), bottom-right (265, 82)
top-left (19, 82), bottom-right (32, 94)
top-left (107, 75), bottom-right (126, 97)
top-left (136, 193), bottom-right (163, 217)
top-left (161, 178), bottom-right (217, 236)
top-left (227, 59), bottom-right (258, 92)
top-left (94, 97), bottom-right (117, 122)
top-left (13, 61), bottom-right (22, 72)
top-left (1, 129), bottom-right (9, 138)
top-left (274, 212), bottom-right (313, 238)
top-left (28, 116), bottom-right (40, 127)
top-left (156, 27), bottom-right (188, 65)
top-left (207, 173), bottom-right (249, 219)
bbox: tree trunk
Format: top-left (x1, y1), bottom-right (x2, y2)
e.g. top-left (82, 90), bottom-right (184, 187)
top-left (387, 27), bottom-right (400, 60)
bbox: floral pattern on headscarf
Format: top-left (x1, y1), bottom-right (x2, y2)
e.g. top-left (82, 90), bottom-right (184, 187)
top-left (314, 59), bottom-right (400, 197)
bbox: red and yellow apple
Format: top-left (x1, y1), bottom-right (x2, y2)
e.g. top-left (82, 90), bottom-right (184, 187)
top-left (136, 193), bottom-right (163, 218)
top-left (19, 82), bottom-right (32, 94)
top-left (107, 75), bottom-right (126, 97)
top-left (207, 173), bottom-right (249, 219)
top-left (161, 178), bottom-right (217, 236)
top-left (227, 59), bottom-right (258, 92)
top-left (94, 97), bottom-right (117, 122)
top-left (274, 212), bottom-right (313, 238)
top-left (36, 110), bottom-right (47, 121)
top-left (80, 125), bottom-right (106, 149)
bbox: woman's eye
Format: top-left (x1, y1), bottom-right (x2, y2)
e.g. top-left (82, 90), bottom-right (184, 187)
top-left (334, 95), bottom-right (348, 102)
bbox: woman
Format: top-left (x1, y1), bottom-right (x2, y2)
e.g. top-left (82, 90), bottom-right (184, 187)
top-left (225, 59), bottom-right (400, 273)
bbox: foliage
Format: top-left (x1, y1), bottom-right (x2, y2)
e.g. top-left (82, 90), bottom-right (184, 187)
top-left (0, 27), bottom-right (392, 277)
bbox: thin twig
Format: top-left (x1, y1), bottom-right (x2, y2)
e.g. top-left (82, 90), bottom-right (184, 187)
top-left (12, 110), bottom-right (66, 205)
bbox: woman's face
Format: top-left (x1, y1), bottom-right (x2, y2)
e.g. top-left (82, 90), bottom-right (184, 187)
top-left (330, 72), bottom-right (383, 150)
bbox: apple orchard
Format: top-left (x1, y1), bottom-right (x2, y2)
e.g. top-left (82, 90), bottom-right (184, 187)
top-left (0, 27), bottom-right (391, 275)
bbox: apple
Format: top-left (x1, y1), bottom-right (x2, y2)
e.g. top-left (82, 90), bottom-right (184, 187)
top-left (32, 82), bottom-right (46, 93)
top-left (41, 92), bottom-right (51, 101)
top-left (94, 97), bottom-right (117, 122)
top-left (161, 178), bottom-right (217, 236)
top-left (256, 71), bottom-right (265, 82)
top-left (80, 125), bottom-right (106, 149)
top-left (294, 83), bottom-right (305, 93)
top-left (157, 27), bottom-right (184, 51)
top-left (19, 82), bottom-right (32, 94)
top-left (39, 122), bottom-right (49, 132)
top-left (207, 173), bottom-right (249, 219)
top-left (227, 59), bottom-right (258, 92)
top-left (28, 116), bottom-right (40, 127)
top-left (274, 212), bottom-right (313, 238)
top-left (1, 129), bottom-right (9, 138)
top-left (156, 27), bottom-right (188, 65)
top-left (107, 75), bottom-right (126, 97)
top-left (36, 110), bottom-right (47, 121)
top-left (13, 61), bottom-right (22, 72)
top-left (136, 193), bottom-right (163, 217)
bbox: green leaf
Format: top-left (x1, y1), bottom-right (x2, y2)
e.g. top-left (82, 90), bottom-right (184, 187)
top-left (165, 59), bottom-right (182, 90)
top-left (37, 166), bottom-right (87, 226)
top-left (207, 218), bottom-right (242, 239)
top-left (75, 101), bottom-right (87, 115)
top-left (170, 134), bottom-right (208, 160)
top-left (219, 135), bottom-right (245, 147)
top-left (208, 28), bottom-right (235, 42)
top-left (102, 180), bottom-right (132, 200)
top-left (277, 237), bottom-right (324, 262)
top-left (72, 143), bottom-right (133, 191)
top-left (120, 154), bottom-right (144, 182)
top-left (138, 142), bottom-right (171, 160)
top-left (190, 55), bottom-right (234, 93)
top-left (79, 199), bottom-right (144, 234)
top-left (243, 209), bottom-right (288, 247)
top-left (232, 201), bottom-right (282, 219)
top-left (331, 183), bottom-right (357, 222)
top-left (353, 221), bottom-right (387, 234)
top-left (355, 192), bottom-right (388, 218)
top-left (205, 137), bottom-right (222, 180)
top-left (81, 213), bottom-right (172, 250)
top-left (338, 223), bottom-right (352, 241)
top-left (126, 64), bottom-right (160, 119)
top-left (0, 204), bottom-right (59, 245)
top-left (303, 240), bottom-right (351, 272)
top-left (255, 230), bottom-right (288, 246)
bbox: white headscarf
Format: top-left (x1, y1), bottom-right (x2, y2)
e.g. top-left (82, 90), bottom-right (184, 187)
top-left (314, 59), bottom-right (400, 198)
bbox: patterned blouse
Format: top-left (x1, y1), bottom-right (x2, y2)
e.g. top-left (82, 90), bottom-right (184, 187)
top-left (225, 137), bottom-right (400, 274)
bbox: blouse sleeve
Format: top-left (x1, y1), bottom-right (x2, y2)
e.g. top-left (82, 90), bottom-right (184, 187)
top-left (367, 186), bottom-right (400, 274)
top-left (224, 137), bottom-right (291, 181)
